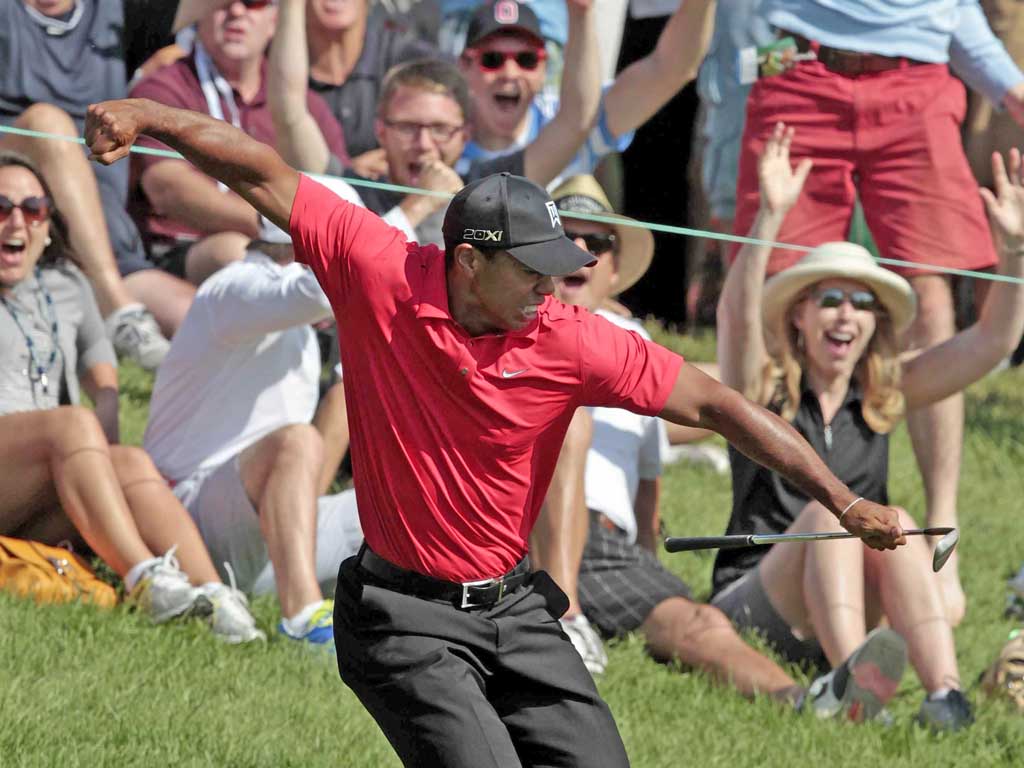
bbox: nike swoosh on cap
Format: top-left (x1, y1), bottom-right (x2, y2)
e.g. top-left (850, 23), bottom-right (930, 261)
top-left (501, 368), bottom-right (528, 378)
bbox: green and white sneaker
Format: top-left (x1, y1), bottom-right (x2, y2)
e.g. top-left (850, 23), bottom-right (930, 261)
top-left (806, 628), bottom-right (907, 723)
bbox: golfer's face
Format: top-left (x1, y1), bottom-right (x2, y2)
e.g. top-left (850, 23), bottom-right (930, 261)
top-left (473, 250), bottom-right (555, 331)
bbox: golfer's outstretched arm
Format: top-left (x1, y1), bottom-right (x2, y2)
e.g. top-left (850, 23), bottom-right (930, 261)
top-left (658, 363), bottom-right (906, 550)
top-left (85, 98), bottom-right (299, 232)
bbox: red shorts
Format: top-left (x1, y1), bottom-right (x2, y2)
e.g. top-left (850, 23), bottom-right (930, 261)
top-left (730, 61), bottom-right (997, 278)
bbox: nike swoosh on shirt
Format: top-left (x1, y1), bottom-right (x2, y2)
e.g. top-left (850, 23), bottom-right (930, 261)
top-left (501, 368), bottom-right (528, 378)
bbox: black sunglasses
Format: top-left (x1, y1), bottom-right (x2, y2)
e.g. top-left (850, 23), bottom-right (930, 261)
top-left (0, 194), bottom-right (51, 225)
top-left (240, 0), bottom-right (274, 9)
top-left (813, 287), bottom-right (878, 312)
top-left (565, 231), bottom-right (616, 256)
top-left (471, 49), bottom-right (546, 72)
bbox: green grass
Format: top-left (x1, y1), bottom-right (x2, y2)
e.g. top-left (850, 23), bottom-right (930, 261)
top-left (3, 338), bottom-right (1024, 767)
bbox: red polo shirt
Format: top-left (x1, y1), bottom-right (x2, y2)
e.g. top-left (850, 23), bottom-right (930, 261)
top-left (290, 175), bottom-right (683, 582)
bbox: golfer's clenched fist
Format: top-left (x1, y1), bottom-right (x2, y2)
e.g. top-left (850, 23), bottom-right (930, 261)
top-left (85, 99), bottom-right (149, 165)
top-left (839, 497), bottom-right (906, 551)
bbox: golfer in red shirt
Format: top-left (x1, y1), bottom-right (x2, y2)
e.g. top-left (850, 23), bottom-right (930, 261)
top-left (86, 98), bottom-right (909, 767)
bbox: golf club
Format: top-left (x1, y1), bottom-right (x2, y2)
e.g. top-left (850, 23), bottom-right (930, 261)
top-left (664, 527), bottom-right (959, 572)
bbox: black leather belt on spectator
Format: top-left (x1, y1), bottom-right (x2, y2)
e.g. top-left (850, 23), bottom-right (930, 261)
top-left (356, 544), bottom-right (530, 610)
top-left (786, 31), bottom-right (929, 76)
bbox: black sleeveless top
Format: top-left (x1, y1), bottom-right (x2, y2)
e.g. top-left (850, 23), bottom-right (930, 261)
top-left (711, 381), bottom-right (889, 598)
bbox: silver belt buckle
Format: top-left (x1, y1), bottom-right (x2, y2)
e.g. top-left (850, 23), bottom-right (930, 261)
top-left (459, 576), bottom-right (499, 609)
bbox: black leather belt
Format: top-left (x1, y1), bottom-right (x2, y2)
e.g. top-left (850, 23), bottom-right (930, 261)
top-left (356, 544), bottom-right (531, 610)
top-left (786, 31), bottom-right (929, 77)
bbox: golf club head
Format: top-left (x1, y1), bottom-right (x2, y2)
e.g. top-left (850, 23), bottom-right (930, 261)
top-left (932, 528), bottom-right (959, 573)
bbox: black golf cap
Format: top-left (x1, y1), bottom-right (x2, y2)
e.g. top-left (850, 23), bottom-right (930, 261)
top-left (464, 0), bottom-right (544, 48)
top-left (443, 172), bottom-right (596, 276)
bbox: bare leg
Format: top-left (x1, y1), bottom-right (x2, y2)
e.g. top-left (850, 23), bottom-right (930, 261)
top-left (1, 104), bottom-right (132, 316)
top-left (122, 269), bottom-right (196, 336)
top-left (238, 424), bottom-right (324, 616)
top-left (312, 379), bottom-right (350, 496)
top-left (108, 445), bottom-right (221, 585)
top-left (904, 274), bottom-right (964, 626)
top-left (863, 509), bottom-right (960, 694)
top-left (531, 407), bottom-right (591, 616)
top-left (184, 231), bottom-right (250, 286)
top-left (0, 408), bottom-right (153, 577)
top-left (642, 597), bottom-right (798, 700)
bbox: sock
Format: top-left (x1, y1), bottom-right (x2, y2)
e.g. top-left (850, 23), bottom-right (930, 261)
top-left (928, 687), bottom-right (954, 701)
top-left (281, 600), bottom-right (325, 637)
top-left (124, 556), bottom-right (162, 592)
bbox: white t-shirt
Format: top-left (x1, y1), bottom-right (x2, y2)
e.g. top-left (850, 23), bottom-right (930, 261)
top-left (583, 310), bottom-right (666, 543)
top-left (144, 252), bottom-right (332, 482)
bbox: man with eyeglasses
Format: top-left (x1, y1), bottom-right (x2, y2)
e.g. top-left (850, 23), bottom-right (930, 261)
top-left (267, 0), bottom-right (603, 245)
top-left (456, 0), bottom-right (717, 188)
top-left (128, 0), bottom-right (350, 286)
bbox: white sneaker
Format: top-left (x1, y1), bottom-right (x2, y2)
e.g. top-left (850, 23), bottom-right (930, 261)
top-left (105, 303), bottom-right (170, 371)
top-left (560, 613), bottom-right (608, 676)
top-left (806, 628), bottom-right (907, 723)
top-left (198, 572), bottom-right (266, 645)
top-left (126, 547), bottom-right (206, 624)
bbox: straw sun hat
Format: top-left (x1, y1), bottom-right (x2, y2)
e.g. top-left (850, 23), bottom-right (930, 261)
top-left (762, 242), bottom-right (917, 335)
top-left (550, 175), bottom-right (654, 296)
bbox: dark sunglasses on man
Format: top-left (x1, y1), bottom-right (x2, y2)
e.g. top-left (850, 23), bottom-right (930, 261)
top-left (565, 231), bottom-right (616, 257)
top-left (813, 287), bottom-right (878, 312)
top-left (0, 194), bottom-right (51, 225)
top-left (463, 48), bottom-right (547, 72)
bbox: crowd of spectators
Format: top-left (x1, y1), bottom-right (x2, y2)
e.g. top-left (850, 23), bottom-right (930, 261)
top-left (4, 0), bottom-right (1024, 745)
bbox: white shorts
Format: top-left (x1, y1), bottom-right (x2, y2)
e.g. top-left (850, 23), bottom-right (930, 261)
top-left (174, 456), bottom-right (363, 596)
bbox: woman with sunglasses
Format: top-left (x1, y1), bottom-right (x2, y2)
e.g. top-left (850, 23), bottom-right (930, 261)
top-left (0, 151), bottom-right (262, 642)
top-left (711, 123), bottom-right (1024, 731)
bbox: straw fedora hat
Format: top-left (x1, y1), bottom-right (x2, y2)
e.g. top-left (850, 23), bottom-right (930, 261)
top-left (550, 175), bottom-right (654, 296)
top-left (762, 242), bottom-right (917, 334)
top-left (173, 0), bottom-right (237, 33)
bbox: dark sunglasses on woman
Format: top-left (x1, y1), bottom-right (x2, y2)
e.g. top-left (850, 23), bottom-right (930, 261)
top-left (814, 287), bottom-right (878, 312)
top-left (0, 194), bottom-right (51, 225)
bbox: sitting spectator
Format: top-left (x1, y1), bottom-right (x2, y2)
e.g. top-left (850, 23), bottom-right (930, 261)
top-left (268, 0), bottom-right (600, 243)
top-left (455, 0), bottom-right (715, 188)
top-left (285, 0), bottom-right (440, 172)
top-left (713, 125), bottom-right (1024, 731)
top-left (143, 178), bottom-right (366, 651)
top-left (543, 173), bottom-right (910, 719)
top-left (129, 0), bottom-right (350, 286)
top-left (0, 150), bottom-right (261, 642)
top-left (0, 0), bottom-right (198, 370)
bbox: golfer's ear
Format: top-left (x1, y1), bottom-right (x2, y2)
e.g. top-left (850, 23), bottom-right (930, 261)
top-left (453, 243), bottom-right (479, 274)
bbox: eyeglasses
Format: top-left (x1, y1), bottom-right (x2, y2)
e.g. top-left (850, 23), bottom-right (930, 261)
top-left (465, 49), bottom-right (547, 72)
top-left (813, 287), bottom-right (878, 312)
top-left (0, 194), bottom-right (51, 226)
top-left (566, 231), bottom-right (616, 256)
top-left (382, 120), bottom-right (465, 143)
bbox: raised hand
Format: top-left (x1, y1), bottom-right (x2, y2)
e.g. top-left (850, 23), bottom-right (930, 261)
top-left (758, 122), bottom-right (813, 218)
top-left (85, 99), bottom-right (149, 165)
top-left (981, 147), bottom-right (1024, 253)
top-left (838, 498), bottom-right (907, 552)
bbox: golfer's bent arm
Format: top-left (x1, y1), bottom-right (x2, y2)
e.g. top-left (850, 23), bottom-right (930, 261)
top-left (86, 99), bottom-right (300, 232)
top-left (658, 363), bottom-right (906, 550)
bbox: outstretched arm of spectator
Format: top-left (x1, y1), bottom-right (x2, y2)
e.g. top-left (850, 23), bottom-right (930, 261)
top-left (902, 147), bottom-right (1024, 406)
top-left (522, 1), bottom-right (601, 185)
top-left (269, 0), bottom-right (331, 173)
top-left (603, 0), bottom-right (716, 139)
top-left (141, 160), bottom-right (261, 237)
top-left (87, 99), bottom-right (300, 232)
top-left (716, 123), bottom-right (811, 399)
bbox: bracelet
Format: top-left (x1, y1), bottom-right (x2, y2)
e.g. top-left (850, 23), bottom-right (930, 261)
top-left (838, 496), bottom-right (864, 524)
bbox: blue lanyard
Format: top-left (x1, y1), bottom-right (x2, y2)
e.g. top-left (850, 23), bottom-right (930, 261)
top-left (1, 267), bottom-right (61, 396)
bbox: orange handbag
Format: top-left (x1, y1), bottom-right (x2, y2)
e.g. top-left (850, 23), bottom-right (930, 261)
top-left (0, 536), bottom-right (117, 608)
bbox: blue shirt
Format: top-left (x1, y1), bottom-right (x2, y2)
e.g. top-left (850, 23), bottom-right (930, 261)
top-left (457, 85), bottom-right (633, 190)
top-left (765, 0), bottom-right (1024, 104)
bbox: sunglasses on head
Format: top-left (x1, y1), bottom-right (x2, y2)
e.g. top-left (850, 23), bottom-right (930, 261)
top-left (565, 231), bottom-right (616, 256)
top-left (468, 48), bottom-right (547, 72)
top-left (813, 287), bottom-right (878, 312)
top-left (0, 194), bottom-right (51, 225)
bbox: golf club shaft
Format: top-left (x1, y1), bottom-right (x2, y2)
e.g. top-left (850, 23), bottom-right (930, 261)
top-left (664, 527), bottom-right (954, 553)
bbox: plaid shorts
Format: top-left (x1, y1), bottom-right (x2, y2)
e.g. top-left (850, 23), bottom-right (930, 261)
top-left (578, 513), bottom-right (691, 637)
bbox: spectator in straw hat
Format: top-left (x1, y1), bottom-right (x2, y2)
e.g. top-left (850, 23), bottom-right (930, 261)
top-left (712, 123), bottom-right (1024, 731)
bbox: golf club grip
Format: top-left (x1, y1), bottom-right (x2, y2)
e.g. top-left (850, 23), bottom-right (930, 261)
top-left (664, 535), bottom-right (754, 553)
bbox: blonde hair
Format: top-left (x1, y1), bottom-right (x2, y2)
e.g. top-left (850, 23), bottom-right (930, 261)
top-left (758, 292), bottom-right (905, 434)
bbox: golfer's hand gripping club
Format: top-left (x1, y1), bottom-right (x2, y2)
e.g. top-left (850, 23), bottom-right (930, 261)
top-left (837, 498), bottom-right (905, 551)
